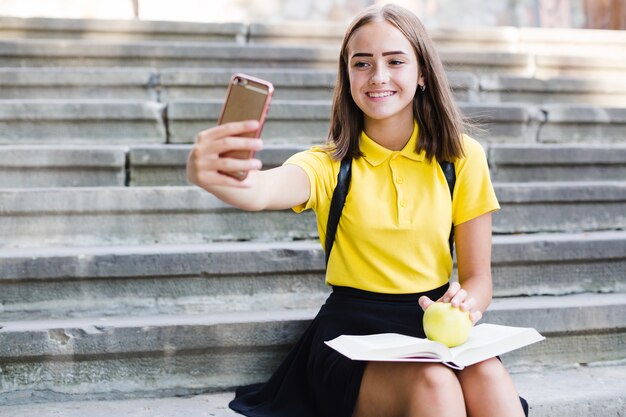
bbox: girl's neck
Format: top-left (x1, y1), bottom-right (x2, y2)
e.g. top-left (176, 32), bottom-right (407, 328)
top-left (363, 114), bottom-right (414, 151)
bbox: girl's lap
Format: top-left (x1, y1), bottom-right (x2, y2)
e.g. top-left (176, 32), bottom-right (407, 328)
top-left (353, 361), bottom-right (465, 417)
top-left (307, 285), bottom-right (450, 416)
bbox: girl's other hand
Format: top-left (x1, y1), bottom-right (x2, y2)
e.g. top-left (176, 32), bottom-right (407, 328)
top-left (418, 282), bottom-right (483, 324)
top-left (187, 120), bottom-right (264, 188)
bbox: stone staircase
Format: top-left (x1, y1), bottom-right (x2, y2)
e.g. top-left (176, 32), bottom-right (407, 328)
top-left (0, 16), bottom-right (624, 417)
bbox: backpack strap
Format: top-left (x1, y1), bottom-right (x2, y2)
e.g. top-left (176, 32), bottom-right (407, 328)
top-left (324, 157), bottom-right (456, 267)
top-left (438, 161), bottom-right (456, 258)
top-left (325, 156), bottom-right (352, 266)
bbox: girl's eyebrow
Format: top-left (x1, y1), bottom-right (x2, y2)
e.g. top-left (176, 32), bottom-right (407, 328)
top-left (350, 51), bottom-right (408, 59)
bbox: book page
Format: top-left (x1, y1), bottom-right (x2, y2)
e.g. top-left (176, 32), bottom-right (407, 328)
top-left (325, 324), bottom-right (544, 369)
top-left (325, 333), bottom-right (451, 362)
top-left (449, 324), bottom-right (545, 367)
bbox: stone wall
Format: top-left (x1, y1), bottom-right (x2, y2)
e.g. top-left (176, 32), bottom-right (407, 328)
top-left (0, 0), bottom-right (591, 28)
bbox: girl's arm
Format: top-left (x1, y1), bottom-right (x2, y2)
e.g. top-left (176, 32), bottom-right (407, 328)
top-left (187, 120), bottom-right (310, 211)
top-left (419, 212), bottom-right (494, 324)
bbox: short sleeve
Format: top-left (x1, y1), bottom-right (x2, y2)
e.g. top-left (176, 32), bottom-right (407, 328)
top-left (452, 135), bottom-right (500, 225)
top-left (283, 147), bottom-right (338, 214)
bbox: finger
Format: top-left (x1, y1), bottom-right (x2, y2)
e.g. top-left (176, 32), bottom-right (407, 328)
top-left (213, 156), bottom-right (263, 174)
top-left (460, 297), bottom-right (476, 312)
top-left (470, 310), bottom-right (483, 325)
top-left (192, 158), bottom-right (262, 188)
top-left (418, 296), bottom-right (434, 311)
top-left (450, 288), bottom-right (468, 307)
top-left (196, 120), bottom-right (260, 143)
top-left (439, 281), bottom-right (461, 303)
top-left (196, 170), bottom-right (255, 189)
top-left (196, 137), bottom-right (264, 156)
top-left (190, 137), bottom-right (263, 167)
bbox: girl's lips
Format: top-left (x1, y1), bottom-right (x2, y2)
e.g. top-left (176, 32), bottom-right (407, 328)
top-left (366, 90), bottom-right (397, 98)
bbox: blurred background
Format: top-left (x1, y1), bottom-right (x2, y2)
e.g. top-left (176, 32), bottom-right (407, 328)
top-left (0, 0), bottom-right (624, 29)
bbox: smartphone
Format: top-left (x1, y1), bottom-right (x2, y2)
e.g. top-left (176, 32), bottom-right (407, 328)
top-left (217, 73), bottom-right (274, 180)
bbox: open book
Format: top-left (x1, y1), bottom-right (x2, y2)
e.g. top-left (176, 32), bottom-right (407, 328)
top-left (325, 323), bottom-right (545, 370)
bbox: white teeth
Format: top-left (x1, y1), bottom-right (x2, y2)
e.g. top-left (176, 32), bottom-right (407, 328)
top-left (368, 91), bottom-right (394, 98)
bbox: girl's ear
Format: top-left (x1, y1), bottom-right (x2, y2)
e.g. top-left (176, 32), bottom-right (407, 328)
top-left (417, 76), bottom-right (425, 92)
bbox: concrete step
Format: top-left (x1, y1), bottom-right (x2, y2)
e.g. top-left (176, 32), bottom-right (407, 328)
top-left (250, 21), bottom-right (626, 57)
top-left (0, 39), bottom-right (339, 69)
top-left (128, 144), bottom-right (305, 187)
top-left (0, 68), bottom-right (158, 100)
top-left (1, 364), bottom-right (625, 417)
top-left (0, 183), bottom-right (624, 248)
top-left (0, 100), bottom-right (166, 145)
top-left (540, 104), bottom-right (626, 144)
top-left (129, 143), bottom-right (626, 186)
top-left (0, 292), bottom-right (623, 405)
top-left (0, 186), bottom-right (317, 248)
top-left (0, 16), bottom-right (247, 43)
top-left (477, 74), bottom-right (626, 106)
top-left (4, 16), bottom-right (626, 58)
top-left (159, 68), bottom-right (337, 101)
top-left (167, 99), bottom-right (331, 144)
top-left (0, 145), bottom-right (128, 187)
top-left (167, 100), bottom-right (540, 144)
top-left (2, 38), bottom-right (626, 77)
top-left (4, 68), bottom-right (626, 105)
top-left (161, 70), bottom-right (626, 105)
top-left (433, 26), bottom-right (626, 57)
top-left (0, 231), bottom-right (624, 321)
top-left (4, 143), bottom-right (625, 188)
top-left (493, 181), bottom-right (626, 233)
top-left (439, 50), bottom-right (626, 78)
top-left (489, 144), bottom-right (626, 182)
top-left (0, 144), bottom-right (304, 188)
top-left (164, 101), bottom-right (626, 145)
top-left (2, 98), bottom-right (625, 145)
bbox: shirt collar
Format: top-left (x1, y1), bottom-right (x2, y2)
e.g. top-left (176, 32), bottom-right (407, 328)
top-left (360, 120), bottom-right (425, 167)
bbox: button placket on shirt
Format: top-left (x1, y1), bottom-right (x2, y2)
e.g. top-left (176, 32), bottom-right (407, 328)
top-left (390, 154), bottom-right (410, 225)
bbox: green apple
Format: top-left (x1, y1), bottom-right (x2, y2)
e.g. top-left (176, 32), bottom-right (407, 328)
top-left (423, 302), bottom-right (472, 347)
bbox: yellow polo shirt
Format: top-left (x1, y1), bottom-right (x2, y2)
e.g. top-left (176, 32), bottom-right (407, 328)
top-left (284, 123), bottom-right (499, 294)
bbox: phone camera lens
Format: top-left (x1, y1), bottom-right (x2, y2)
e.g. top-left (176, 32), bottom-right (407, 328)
top-left (235, 77), bottom-right (248, 86)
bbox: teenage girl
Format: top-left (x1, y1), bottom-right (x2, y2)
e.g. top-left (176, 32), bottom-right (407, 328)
top-left (187, 4), bottom-right (528, 417)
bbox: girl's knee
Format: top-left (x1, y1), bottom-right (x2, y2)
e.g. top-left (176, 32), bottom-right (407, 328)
top-left (356, 362), bottom-right (467, 417)
top-left (405, 364), bottom-right (466, 414)
top-left (458, 359), bottom-right (526, 417)
top-left (407, 363), bottom-right (464, 404)
top-left (414, 363), bottom-right (458, 390)
top-left (460, 357), bottom-right (507, 381)
top-left (355, 363), bottom-right (462, 417)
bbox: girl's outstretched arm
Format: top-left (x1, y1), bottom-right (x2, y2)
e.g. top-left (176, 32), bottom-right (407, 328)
top-left (187, 120), bottom-right (310, 211)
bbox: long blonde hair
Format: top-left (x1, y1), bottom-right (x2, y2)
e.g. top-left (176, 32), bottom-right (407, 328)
top-left (328, 4), bottom-right (466, 162)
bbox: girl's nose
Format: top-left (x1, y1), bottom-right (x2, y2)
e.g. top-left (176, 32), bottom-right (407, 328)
top-left (369, 65), bottom-right (389, 85)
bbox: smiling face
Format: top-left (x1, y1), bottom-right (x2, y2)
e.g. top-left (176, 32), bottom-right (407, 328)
top-left (346, 19), bottom-right (423, 131)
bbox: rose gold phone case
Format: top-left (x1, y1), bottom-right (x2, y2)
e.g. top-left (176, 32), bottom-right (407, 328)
top-left (218, 73), bottom-right (274, 180)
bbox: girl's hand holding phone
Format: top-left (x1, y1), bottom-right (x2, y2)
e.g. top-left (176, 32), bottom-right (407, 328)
top-left (187, 120), bottom-right (264, 188)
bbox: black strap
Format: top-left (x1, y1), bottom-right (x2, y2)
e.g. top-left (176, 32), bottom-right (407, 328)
top-left (324, 157), bottom-right (456, 266)
top-left (439, 161), bottom-right (456, 258)
top-left (325, 157), bottom-right (352, 266)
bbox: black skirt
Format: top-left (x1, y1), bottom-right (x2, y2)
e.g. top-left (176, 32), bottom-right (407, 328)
top-left (229, 283), bottom-right (528, 417)
top-left (229, 283), bottom-right (449, 417)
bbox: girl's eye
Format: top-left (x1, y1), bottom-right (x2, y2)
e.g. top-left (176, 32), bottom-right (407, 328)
top-left (389, 59), bottom-right (404, 65)
top-left (353, 61), bottom-right (369, 68)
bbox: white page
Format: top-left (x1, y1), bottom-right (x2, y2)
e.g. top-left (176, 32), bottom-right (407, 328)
top-left (325, 324), bottom-right (544, 368)
top-left (325, 333), bottom-right (450, 361)
top-left (448, 324), bottom-right (545, 367)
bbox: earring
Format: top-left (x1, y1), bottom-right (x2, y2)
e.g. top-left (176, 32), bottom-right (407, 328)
top-left (419, 84), bottom-right (426, 92)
